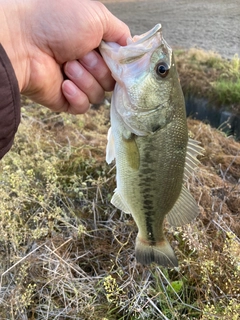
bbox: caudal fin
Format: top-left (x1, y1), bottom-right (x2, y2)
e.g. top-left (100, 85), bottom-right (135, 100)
top-left (135, 236), bottom-right (178, 267)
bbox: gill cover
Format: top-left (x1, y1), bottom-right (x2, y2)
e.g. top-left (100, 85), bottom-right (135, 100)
top-left (99, 24), bottom-right (173, 136)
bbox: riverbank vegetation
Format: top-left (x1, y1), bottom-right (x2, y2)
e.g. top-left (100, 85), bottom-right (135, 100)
top-left (175, 49), bottom-right (240, 113)
top-left (0, 50), bottom-right (239, 319)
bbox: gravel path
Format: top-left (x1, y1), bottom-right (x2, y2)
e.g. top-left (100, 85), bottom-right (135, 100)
top-left (102, 0), bottom-right (240, 59)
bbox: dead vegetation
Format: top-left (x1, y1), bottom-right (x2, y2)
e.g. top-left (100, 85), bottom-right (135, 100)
top-left (0, 55), bottom-right (239, 319)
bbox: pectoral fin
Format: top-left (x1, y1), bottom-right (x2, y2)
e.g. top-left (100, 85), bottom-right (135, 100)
top-left (123, 130), bottom-right (140, 170)
top-left (167, 185), bottom-right (199, 227)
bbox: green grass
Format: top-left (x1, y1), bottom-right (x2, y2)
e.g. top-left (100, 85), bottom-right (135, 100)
top-left (0, 62), bottom-right (240, 319)
top-left (175, 50), bottom-right (240, 112)
top-left (213, 78), bottom-right (240, 105)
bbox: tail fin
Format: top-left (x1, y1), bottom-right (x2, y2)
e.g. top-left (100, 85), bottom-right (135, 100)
top-left (135, 236), bottom-right (178, 267)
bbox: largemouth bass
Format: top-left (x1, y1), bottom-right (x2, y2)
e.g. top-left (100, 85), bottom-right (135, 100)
top-left (99, 24), bottom-right (202, 267)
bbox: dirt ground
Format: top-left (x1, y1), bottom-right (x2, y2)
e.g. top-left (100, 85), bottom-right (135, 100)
top-left (102, 0), bottom-right (240, 59)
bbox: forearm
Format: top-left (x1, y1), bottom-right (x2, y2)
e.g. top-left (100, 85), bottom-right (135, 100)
top-left (0, 44), bottom-right (21, 159)
top-left (0, 0), bottom-right (29, 91)
top-left (0, 1), bottom-right (28, 158)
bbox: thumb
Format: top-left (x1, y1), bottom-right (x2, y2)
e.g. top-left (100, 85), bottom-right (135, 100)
top-left (95, 2), bottom-right (131, 46)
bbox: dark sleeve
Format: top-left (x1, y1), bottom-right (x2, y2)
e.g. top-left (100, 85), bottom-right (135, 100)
top-left (0, 43), bottom-right (21, 159)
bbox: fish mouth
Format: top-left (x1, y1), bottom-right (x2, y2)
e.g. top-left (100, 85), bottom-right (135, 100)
top-left (133, 24), bottom-right (162, 45)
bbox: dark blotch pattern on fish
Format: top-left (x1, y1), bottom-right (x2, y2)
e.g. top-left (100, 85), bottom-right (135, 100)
top-left (138, 142), bottom-right (157, 244)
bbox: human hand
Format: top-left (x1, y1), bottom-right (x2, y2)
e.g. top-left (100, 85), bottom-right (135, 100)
top-left (0, 0), bottom-right (130, 114)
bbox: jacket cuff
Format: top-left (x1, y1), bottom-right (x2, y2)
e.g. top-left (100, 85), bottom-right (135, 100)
top-left (0, 43), bottom-right (21, 159)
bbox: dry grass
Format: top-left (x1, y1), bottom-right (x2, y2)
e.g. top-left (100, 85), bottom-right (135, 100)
top-left (0, 75), bottom-right (239, 319)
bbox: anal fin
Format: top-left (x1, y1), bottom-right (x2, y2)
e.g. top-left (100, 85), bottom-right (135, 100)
top-left (111, 190), bottom-right (131, 213)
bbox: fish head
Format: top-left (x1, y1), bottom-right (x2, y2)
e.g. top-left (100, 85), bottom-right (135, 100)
top-left (99, 24), bottom-right (185, 136)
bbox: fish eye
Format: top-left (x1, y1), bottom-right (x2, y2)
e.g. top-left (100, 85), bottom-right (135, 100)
top-left (156, 62), bottom-right (169, 78)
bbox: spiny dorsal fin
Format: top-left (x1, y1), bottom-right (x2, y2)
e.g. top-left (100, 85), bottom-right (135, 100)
top-left (166, 185), bottom-right (199, 227)
top-left (111, 190), bottom-right (131, 213)
top-left (106, 127), bottom-right (115, 164)
top-left (183, 138), bottom-right (204, 181)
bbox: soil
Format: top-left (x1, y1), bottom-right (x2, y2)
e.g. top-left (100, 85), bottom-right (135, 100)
top-left (102, 0), bottom-right (240, 59)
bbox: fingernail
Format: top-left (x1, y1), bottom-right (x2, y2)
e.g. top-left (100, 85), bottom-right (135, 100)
top-left (63, 81), bottom-right (76, 96)
top-left (81, 51), bottom-right (98, 68)
top-left (65, 61), bottom-right (83, 78)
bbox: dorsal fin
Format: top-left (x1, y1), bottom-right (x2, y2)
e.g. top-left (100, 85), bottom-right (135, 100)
top-left (166, 185), bottom-right (199, 227)
top-left (183, 138), bottom-right (204, 181)
top-left (167, 138), bottom-right (203, 227)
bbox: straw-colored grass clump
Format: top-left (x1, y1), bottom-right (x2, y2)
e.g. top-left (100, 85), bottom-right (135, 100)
top-left (0, 89), bottom-right (239, 318)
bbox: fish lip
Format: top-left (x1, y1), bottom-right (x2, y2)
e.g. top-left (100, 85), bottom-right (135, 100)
top-left (133, 24), bottom-right (162, 45)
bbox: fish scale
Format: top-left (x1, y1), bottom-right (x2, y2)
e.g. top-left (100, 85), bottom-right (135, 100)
top-left (100, 24), bottom-right (203, 267)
